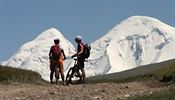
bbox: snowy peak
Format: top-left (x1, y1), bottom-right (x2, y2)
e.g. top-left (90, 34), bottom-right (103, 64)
top-left (1, 28), bottom-right (75, 80)
top-left (32, 27), bottom-right (75, 54)
top-left (125, 16), bottom-right (174, 29)
top-left (88, 16), bottom-right (175, 75)
top-left (126, 16), bottom-right (162, 24)
top-left (107, 16), bottom-right (174, 38)
top-left (35, 28), bottom-right (64, 41)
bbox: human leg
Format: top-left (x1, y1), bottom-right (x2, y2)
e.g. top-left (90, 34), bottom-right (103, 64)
top-left (58, 59), bottom-right (65, 85)
top-left (80, 68), bottom-right (85, 83)
top-left (78, 58), bottom-right (85, 83)
top-left (50, 59), bottom-right (56, 83)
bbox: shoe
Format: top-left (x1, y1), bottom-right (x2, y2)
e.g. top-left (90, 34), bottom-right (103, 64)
top-left (66, 81), bottom-right (70, 85)
top-left (62, 81), bottom-right (66, 86)
top-left (56, 79), bottom-right (58, 85)
top-left (50, 81), bottom-right (54, 84)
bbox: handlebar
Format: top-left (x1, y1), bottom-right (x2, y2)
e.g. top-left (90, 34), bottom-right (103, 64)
top-left (73, 58), bottom-right (88, 62)
top-left (73, 58), bottom-right (78, 61)
top-left (72, 57), bottom-right (88, 62)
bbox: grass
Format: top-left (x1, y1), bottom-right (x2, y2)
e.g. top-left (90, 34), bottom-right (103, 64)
top-left (87, 59), bottom-right (175, 84)
top-left (127, 63), bottom-right (175, 100)
top-left (0, 65), bottom-right (46, 84)
top-left (118, 63), bottom-right (175, 84)
top-left (129, 87), bottom-right (175, 100)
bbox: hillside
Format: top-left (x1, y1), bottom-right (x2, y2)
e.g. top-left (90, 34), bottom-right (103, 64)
top-left (87, 59), bottom-right (175, 83)
top-left (0, 65), bottom-right (46, 84)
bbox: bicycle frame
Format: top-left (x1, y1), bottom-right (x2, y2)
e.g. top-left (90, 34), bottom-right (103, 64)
top-left (66, 58), bottom-right (82, 85)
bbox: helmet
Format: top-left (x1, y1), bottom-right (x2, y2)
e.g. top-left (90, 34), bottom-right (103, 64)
top-left (54, 38), bottom-right (60, 44)
top-left (75, 36), bottom-right (82, 42)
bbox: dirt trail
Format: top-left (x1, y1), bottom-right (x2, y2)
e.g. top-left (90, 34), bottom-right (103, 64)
top-left (0, 81), bottom-right (168, 100)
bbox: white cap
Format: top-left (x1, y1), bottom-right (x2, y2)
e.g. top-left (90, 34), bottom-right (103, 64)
top-left (54, 38), bottom-right (60, 41)
top-left (75, 36), bottom-right (82, 41)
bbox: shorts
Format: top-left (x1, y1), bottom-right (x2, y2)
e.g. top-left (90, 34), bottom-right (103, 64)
top-left (77, 57), bottom-right (85, 69)
top-left (50, 58), bottom-right (64, 73)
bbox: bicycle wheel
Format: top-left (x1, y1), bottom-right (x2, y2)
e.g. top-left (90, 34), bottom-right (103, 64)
top-left (66, 66), bottom-right (82, 85)
top-left (66, 67), bottom-right (73, 84)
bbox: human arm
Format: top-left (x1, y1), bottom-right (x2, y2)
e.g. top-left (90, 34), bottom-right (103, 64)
top-left (49, 46), bottom-right (53, 59)
top-left (71, 45), bottom-right (84, 58)
top-left (61, 49), bottom-right (67, 60)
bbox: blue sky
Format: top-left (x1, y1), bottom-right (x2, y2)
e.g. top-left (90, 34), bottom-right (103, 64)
top-left (0, 0), bottom-right (175, 61)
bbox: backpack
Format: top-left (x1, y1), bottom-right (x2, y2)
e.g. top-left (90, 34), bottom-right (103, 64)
top-left (52, 45), bottom-right (61, 60)
top-left (83, 43), bottom-right (91, 58)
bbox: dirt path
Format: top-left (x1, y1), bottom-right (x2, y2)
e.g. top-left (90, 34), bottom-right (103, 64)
top-left (0, 81), bottom-right (169, 100)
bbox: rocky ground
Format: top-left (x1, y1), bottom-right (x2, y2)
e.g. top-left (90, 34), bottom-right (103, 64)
top-left (0, 80), bottom-right (169, 100)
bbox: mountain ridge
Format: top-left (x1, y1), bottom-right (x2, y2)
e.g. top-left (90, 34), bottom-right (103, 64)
top-left (88, 15), bottom-right (175, 74)
top-left (1, 16), bottom-right (175, 81)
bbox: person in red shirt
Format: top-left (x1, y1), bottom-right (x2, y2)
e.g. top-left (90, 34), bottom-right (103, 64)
top-left (49, 38), bottom-right (66, 85)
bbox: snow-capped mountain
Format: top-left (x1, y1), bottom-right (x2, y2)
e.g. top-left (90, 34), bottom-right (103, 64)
top-left (86, 16), bottom-right (175, 76)
top-left (1, 16), bottom-right (175, 81)
top-left (1, 28), bottom-right (75, 80)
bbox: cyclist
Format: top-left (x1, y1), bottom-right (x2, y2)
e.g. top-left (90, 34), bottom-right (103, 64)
top-left (71, 36), bottom-right (86, 84)
top-left (49, 38), bottom-right (66, 85)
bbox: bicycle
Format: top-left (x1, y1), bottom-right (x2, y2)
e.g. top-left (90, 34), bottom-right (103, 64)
top-left (50, 66), bottom-right (60, 85)
top-left (66, 58), bottom-right (85, 85)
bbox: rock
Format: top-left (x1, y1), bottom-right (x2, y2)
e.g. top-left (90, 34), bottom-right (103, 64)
top-left (15, 97), bottom-right (21, 100)
top-left (124, 94), bottom-right (130, 98)
top-left (50, 91), bottom-right (57, 95)
top-left (93, 96), bottom-right (101, 99)
top-left (149, 91), bottom-right (153, 94)
top-left (101, 89), bottom-right (106, 92)
top-left (126, 86), bottom-right (130, 89)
